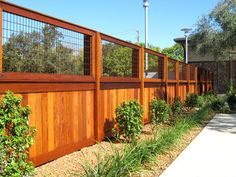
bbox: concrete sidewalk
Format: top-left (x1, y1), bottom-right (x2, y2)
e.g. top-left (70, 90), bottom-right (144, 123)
top-left (159, 114), bottom-right (236, 177)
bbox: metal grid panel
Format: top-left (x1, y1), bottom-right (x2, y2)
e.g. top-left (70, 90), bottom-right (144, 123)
top-left (2, 12), bottom-right (91, 75)
top-left (144, 52), bottom-right (164, 79)
top-left (101, 40), bottom-right (138, 77)
top-left (168, 60), bottom-right (176, 80)
top-left (190, 65), bottom-right (195, 80)
top-left (179, 63), bottom-right (187, 80)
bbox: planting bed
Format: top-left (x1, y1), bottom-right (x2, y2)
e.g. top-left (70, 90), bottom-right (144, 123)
top-left (35, 112), bottom-right (213, 177)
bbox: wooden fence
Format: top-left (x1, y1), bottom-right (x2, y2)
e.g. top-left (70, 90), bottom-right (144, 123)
top-left (0, 1), bottom-right (213, 166)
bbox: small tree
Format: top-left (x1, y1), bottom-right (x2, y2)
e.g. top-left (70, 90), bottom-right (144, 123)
top-left (150, 99), bottom-right (170, 125)
top-left (185, 93), bottom-right (198, 109)
top-left (172, 97), bottom-right (183, 115)
top-left (0, 91), bottom-right (36, 176)
top-left (113, 100), bottom-right (143, 142)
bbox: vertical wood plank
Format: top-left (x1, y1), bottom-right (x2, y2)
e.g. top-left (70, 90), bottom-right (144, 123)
top-left (164, 56), bottom-right (168, 103)
top-left (28, 94), bottom-right (36, 158)
top-left (78, 92), bottom-right (83, 142)
top-left (47, 92), bottom-right (54, 152)
top-left (175, 61), bottom-right (179, 98)
top-left (41, 93), bottom-right (48, 154)
top-left (194, 64), bottom-right (198, 94)
top-left (187, 64), bottom-right (190, 94)
top-left (140, 47), bottom-right (144, 115)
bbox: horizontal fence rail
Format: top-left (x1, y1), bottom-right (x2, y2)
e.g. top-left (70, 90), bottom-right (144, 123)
top-left (0, 1), bottom-right (213, 166)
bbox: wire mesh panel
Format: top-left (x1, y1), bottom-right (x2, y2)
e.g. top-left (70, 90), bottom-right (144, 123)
top-left (144, 52), bottom-right (164, 79)
top-left (101, 40), bottom-right (138, 77)
top-left (2, 12), bottom-right (91, 75)
top-left (190, 65), bottom-right (195, 80)
top-left (168, 60), bottom-right (176, 80)
top-left (179, 63), bottom-right (187, 80)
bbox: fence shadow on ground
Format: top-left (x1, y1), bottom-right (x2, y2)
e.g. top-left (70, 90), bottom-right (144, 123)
top-left (206, 114), bottom-right (236, 134)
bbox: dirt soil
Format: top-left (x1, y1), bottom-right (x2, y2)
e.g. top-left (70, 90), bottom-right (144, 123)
top-left (35, 114), bottom-right (213, 177)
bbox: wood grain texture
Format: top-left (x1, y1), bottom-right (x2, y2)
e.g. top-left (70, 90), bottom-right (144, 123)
top-left (189, 84), bottom-right (195, 94)
top-left (167, 84), bottom-right (176, 104)
top-left (28, 91), bottom-right (94, 166)
top-left (179, 84), bottom-right (187, 102)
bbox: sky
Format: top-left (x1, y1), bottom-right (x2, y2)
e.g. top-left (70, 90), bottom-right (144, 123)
top-left (6, 0), bottom-right (220, 49)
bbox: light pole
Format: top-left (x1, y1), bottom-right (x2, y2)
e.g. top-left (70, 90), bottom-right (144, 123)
top-left (144, 0), bottom-right (149, 76)
top-left (181, 28), bottom-right (192, 64)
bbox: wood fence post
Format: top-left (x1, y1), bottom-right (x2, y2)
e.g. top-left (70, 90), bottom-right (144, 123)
top-left (94, 32), bottom-right (103, 141)
top-left (140, 47), bottom-right (145, 122)
top-left (164, 56), bottom-right (168, 103)
top-left (194, 64), bottom-right (198, 94)
top-left (175, 61), bottom-right (179, 98)
top-left (187, 64), bottom-right (190, 94)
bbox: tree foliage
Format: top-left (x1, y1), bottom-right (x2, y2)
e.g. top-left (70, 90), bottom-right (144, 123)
top-left (162, 43), bottom-right (184, 61)
top-left (191, 0), bottom-right (236, 59)
top-left (102, 42), bottom-right (133, 77)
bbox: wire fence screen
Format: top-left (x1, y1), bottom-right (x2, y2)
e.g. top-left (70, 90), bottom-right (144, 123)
top-left (101, 40), bottom-right (139, 77)
top-left (144, 53), bottom-right (164, 79)
top-left (2, 12), bottom-right (91, 75)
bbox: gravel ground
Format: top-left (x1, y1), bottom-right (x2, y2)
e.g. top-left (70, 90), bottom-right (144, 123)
top-left (35, 116), bottom-right (212, 177)
top-left (35, 124), bottom-right (154, 177)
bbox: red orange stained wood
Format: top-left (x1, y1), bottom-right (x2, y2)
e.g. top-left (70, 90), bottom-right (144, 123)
top-left (0, 83), bottom-right (95, 93)
top-left (26, 91), bottom-right (94, 166)
top-left (94, 32), bottom-right (103, 141)
top-left (140, 47), bottom-right (145, 117)
top-left (47, 93), bottom-right (54, 152)
top-left (175, 61), bottom-right (180, 98)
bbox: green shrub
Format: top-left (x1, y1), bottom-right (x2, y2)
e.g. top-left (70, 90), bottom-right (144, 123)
top-left (197, 95), bottom-right (205, 108)
top-left (113, 100), bottom-right (143, 142)
top-left (211, 96), bottom-right (229, 113)
top-left (0, 91), bottom-right (36, 177)
top-left (227, 92), bottom-right (236, 111)
top-left (226, 80), bottom-right (236, 111)
top-left (197, 94), bottom-right (217, 108)
top-left (150, 98), bottom-right (170, 125)
top-left (185, 93), bottom-right (198, 108)
top-left (227, 80), bottom-right (234, 96)
top-left (172, 97), bottom-right (183, 115)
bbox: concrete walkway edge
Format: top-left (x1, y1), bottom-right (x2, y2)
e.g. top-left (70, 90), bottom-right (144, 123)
top-left (159, 113), bottom-right (236, 177)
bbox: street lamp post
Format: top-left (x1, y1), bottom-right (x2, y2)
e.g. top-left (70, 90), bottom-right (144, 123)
top-left (144, 0), bottom-right (149, 76)
top-left (181, 28), bottom-right (192, 64)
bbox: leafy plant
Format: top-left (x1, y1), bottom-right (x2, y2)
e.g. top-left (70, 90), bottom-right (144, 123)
top-left (150, 99), bottom-right (170, 125)
top-left (113, 100), bottom-right (143, 142)
top-left (227, 92), bottom-right (236, 111)
top-left (0, 91), bottom-right (36, 177)
top-left (171, 97), bottom-right (183, 115)
top-left (226, 80), bottom-right (236, 111)
top-left (227, 80), bottom-right (235, 97)
top-left (185, 93), bottom-right (198, 108)
top-left (211, 96), bottom-right (229, 113)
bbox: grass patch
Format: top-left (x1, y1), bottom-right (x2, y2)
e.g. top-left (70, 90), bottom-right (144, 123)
top-left (80, 107), bottom-right (212, 177)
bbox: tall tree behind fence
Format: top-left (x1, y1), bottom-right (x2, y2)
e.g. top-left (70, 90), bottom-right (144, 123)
top-left (0, 1), bottom-right (213, 166)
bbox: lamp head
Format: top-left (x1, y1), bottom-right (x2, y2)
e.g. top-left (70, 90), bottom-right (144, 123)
top-left (143, 0), bottom-right (149, 7)
top-left (181, 28), bottom-right (192, 34)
